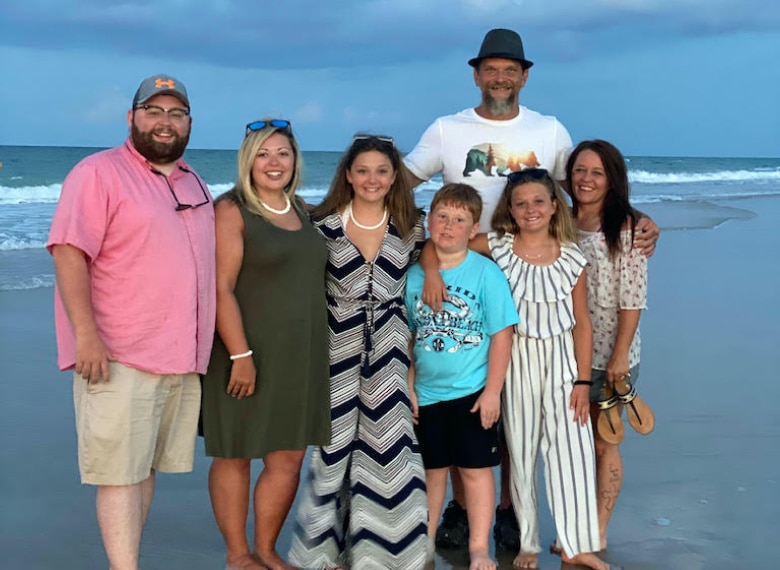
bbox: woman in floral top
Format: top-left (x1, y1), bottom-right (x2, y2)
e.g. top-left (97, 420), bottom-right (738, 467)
top-left (566, 140), bottom-right (648, 551)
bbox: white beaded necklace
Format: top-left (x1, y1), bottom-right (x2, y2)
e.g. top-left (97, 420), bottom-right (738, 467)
top-left (259, 194), bottom-right (291, 215)
top-left (516, 248), bottom-right (544, 260)
top-left (347, 202), bottom-right (387, 231)
top-left (514, 235), bottom-right (550, 260)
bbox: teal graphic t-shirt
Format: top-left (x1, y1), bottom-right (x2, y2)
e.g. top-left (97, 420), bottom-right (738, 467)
top-left (405, 250), bottom-right (518, 406)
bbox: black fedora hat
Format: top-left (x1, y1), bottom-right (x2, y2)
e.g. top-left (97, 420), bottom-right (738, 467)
top-left (468, 28), bottom-right (534, 69)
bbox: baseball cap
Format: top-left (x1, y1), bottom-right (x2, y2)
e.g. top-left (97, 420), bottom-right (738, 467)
top-left (132, 74), bottom-right (190, 108)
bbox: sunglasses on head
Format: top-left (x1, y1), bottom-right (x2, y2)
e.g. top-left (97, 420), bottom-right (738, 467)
top-left (506, 168), bottom-right (551, 183)
top-left (351, 134), bottom-right (395, 146)
top-left (245, 119), bottom-right (292, 136)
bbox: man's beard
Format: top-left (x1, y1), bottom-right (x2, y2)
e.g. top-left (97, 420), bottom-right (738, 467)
top-left (131, 122), bottom-right (189, 164)
top-left (482, 85), bottom-right (517, 117)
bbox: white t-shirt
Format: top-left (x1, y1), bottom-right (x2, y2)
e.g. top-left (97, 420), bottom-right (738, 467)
top-left (404, 107), bottom-right (572, 229)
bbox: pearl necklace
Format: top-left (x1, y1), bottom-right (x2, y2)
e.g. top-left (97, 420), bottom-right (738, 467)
top-left (347, 202), bottom-right (387, 231)
top-left (259, 194), bottom-right (291, 215)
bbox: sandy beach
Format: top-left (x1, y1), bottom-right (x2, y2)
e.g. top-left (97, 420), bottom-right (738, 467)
top-left (1, 196), bottom-right (778, 569)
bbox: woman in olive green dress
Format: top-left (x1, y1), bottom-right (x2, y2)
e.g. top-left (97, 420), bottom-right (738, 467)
top-left (201, 119), bottom-right (330, 570)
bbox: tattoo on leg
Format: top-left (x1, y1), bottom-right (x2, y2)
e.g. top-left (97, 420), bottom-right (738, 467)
top-left (600, 489), bottom-right (617, 512)
top-left (599, 464), bottom-right (622, 512)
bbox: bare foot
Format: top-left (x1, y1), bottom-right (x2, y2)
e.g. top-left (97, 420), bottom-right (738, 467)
top-left (469, 549), bottom-right (497, 570)
top-left (512, 551), bottom-right (539, 569)
top-left (253, 550), bottom-right (298, 570)
top-left (226, 553), bottom-right (267, 570)
top-left (561, 551), bottom-right (609, 570)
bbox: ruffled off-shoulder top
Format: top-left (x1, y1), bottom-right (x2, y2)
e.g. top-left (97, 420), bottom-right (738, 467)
top-left (488, 231), bottom-right (586, 340)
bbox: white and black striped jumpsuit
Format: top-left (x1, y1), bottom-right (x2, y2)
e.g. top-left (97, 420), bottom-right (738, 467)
top-left (489, 233), bottom-right (600, 558)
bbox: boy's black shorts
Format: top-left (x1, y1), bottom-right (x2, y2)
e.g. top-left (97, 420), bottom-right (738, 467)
top-left (414, 389), bottom-right (500, 470)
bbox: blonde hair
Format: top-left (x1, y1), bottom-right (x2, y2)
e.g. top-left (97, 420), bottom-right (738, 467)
top-left (491, 170), bottom-right (577, 244)
top-left (227, 119), bottom-right (303, 219)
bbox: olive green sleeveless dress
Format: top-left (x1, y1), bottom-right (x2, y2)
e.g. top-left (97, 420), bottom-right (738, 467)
top-left (202, 194), bottom-right (331, 458)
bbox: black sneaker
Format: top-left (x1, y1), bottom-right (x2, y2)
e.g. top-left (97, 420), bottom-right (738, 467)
top-left (493, 505), bottom-right (520, 551)
top-left (435, 500), bottom-right (469, 549)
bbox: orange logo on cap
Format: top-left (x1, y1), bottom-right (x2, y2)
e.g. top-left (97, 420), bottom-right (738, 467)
top-left (155, 79), bottom-right (175, 89)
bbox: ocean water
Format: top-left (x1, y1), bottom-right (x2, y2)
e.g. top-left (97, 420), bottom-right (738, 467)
top-left (1, 144), bottom-right (779, 291)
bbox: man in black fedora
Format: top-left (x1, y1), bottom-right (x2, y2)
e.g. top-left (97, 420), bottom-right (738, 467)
top-left (405, 27), bottom-right (658, 237)
top-left (404, 27), bottom-right (657, 566)
top-left (405, 28), bottom-right (571, 232)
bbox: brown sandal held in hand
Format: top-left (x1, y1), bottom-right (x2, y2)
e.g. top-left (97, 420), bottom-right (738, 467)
top-left (596, 385), bottom-right (624, 444)
top-left (613, 378), bottom-right (655, 435)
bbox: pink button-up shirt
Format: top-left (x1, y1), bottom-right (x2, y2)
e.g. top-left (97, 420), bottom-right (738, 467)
top-left (47, 139), bottom-right (216, 375)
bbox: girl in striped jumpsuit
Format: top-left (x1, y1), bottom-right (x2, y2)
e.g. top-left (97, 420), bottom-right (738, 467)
top-left (470, 168), bottom-right (607, 570)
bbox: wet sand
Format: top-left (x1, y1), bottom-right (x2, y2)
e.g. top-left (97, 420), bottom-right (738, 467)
top-left (1, 196), bottom-right (778, 569)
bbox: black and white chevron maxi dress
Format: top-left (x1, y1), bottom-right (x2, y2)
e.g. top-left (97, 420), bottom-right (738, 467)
top-left (289, 212), bottom-right (430, 570)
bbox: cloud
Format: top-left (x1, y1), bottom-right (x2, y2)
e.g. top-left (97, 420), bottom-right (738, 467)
top-left (342, 106), bottom-right (380, 127)
top-left (83, 85), bottom-right (129, 126)
top-left (1, 0), bottom-right (777, 71)
top-left (293, 102), bottom-right (323, 125)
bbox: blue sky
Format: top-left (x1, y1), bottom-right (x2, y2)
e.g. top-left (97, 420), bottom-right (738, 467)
top-left (1, 0), bottom-right (778, 157)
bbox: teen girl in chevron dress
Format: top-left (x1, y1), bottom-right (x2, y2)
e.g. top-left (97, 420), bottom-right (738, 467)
top-left (289, 135), bottom-right (430, 570)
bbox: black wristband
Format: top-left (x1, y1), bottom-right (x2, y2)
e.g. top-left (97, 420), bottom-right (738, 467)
top-left (573, 380), bottom-right (593, 386)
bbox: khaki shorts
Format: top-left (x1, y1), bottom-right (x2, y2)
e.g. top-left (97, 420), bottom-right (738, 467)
top-left (73, 361), bottom-right (201, 485)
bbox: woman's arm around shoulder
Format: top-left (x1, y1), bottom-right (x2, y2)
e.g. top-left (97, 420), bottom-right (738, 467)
top-left (469, 232), bottom-right (492, 258)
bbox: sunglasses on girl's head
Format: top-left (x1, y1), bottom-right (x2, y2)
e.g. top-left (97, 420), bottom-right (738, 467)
top-left (506, 168), bottom-right (551, 183)
top-left (351, 134), bottom-right (395, 146)
top-left (245, 119), bottom-right (292, 136)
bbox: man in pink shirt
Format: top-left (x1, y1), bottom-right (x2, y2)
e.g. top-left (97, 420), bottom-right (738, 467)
top-left (47, 74), bottom-right (216, 570)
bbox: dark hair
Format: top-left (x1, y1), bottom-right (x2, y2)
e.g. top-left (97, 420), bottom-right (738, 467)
top-left (490, 169), bottom-right (577, 243)
top-left (314, 134), bottom-right (419, 238)
top-left (429, 183), bottom-right (482, 225)
top-left (565, 140), bottom-right (637, 258)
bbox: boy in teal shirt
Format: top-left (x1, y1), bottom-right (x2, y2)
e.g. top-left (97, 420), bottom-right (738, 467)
top-left (406, 183), bottom-right (517, 570)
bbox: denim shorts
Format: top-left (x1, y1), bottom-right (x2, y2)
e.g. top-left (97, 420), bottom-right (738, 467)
top-left (590, 363), bottom-right (640, 402)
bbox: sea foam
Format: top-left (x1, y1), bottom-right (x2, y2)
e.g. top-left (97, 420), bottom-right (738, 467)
top-left (0, 184), bottom-right (62, 205)
top-left (630, 168), bottom-right (780, 184)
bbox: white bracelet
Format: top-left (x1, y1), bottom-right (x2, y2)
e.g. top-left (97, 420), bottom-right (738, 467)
top-left (229, 350), bottom-right (253, 361)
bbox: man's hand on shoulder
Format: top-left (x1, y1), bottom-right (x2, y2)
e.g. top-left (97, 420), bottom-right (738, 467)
top-left (634, 215), bottom-right (660, 257)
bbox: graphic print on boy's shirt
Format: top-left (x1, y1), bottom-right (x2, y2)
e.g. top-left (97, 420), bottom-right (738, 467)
top-left (405, 251), bottom-right (519, 407)
top-left (411, 285), bottom-right (485, 354)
